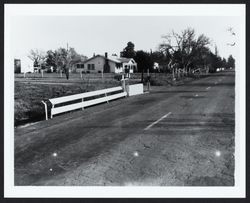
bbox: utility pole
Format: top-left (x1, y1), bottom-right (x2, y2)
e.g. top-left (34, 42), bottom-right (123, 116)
top-left (147, 68), bottom-right (150, 92)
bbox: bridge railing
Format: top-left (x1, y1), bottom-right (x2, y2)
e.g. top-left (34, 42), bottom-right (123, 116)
top-left (42, 86), bottom-right (127, 120)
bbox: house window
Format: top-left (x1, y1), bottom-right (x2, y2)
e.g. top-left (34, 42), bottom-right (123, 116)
top-left (116, 63), bottom-right (122, 69)
top-left (88, 64), bottom-right (95, 70)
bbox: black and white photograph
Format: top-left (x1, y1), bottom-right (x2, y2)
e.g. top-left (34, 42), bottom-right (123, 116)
top-left (4, 3), bottom-right (246, 198)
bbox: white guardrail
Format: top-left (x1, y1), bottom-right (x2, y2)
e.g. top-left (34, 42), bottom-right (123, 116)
top-left (42, 86), bottom-right (127, 120)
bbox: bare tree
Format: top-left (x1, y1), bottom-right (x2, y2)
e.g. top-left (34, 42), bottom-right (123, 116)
top-left (28, 49), bottom-right (46, 68)
top-left (159, 28), bottom-right (210, 77)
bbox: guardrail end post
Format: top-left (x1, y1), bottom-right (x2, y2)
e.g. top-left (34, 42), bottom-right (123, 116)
top-left (41, 100), bottom-right (48, 120)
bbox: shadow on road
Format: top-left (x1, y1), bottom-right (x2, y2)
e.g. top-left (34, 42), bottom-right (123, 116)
top-left (185, 82), bottom-right (235, 87)
top-left (205, 74), bottom-right (235, 77)
top-left (180, 95), bottom-right (206, 99)
top-left (150, 90), bottom-right (207, 94)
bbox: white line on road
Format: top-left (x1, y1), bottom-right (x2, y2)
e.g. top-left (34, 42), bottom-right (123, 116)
top-left (144, 112), bottom-right (172, 130)
top-left (206, 86), bottom-right (211, 90)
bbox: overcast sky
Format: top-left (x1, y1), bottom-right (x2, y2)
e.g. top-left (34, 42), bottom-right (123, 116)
top-left (10, 15), bottom-right (239, 60)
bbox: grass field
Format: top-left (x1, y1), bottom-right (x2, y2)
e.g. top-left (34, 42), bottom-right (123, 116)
top-left (14, 73), bottom-right (125, 126)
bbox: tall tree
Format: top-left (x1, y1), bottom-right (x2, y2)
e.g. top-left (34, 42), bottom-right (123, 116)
top-left (49, 47), bottom-right (86, 79)
top-left (150, 51), bottom-right (170, 73)
top-left (159, 28), bottom-right (210, 74)
top-left (134, 50), bottom-right (154, 82)
top-left (46, 50), bottom-right (57, 71)
top-left (120, 41), bottom-right (136, 58)
top-left (227, 55), bottom-right (235, 69)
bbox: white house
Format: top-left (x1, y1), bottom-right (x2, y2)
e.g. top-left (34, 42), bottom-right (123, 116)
top-left (78, 53), bottom-right (137, 74)
top-left (14, 56), bottom-right (34, 73)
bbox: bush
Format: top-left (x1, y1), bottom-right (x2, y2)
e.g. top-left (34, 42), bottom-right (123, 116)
top-left (114, 74), bottom-right (122, 81)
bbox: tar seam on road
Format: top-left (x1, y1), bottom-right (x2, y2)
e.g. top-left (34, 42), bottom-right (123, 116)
top-left (144, 112), bottom-right (172, 130)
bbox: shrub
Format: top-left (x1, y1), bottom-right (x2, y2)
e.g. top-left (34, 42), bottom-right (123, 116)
top-left (114, 74), bottom-right (122, 81)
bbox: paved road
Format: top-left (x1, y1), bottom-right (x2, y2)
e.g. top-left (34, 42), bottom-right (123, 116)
top-left (15, 70), bottom-right (235, 186)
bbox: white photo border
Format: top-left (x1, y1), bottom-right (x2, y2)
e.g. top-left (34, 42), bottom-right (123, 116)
top-left (4, 4), bottom-right (246, 198)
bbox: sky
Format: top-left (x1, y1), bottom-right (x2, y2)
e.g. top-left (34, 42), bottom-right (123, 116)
top-left (10, 15), bottom-right (240, 62)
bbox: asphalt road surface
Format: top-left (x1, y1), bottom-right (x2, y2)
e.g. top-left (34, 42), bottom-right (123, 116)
top-left (15, 70), bottom-right (235, 186)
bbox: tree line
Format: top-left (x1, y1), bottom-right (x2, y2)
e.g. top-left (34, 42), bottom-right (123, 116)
top-left (28, 27), bottom-right (235, 80)
top-left (120, 28), bottom-right (235, 80)
top-left (28, 47), bottom-right (87, 79)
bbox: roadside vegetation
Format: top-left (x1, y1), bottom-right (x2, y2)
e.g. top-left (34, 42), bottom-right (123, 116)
top-left (14, 76), bottom-right (121, 126)
top-left (120, 28), bottom-right (235, 82)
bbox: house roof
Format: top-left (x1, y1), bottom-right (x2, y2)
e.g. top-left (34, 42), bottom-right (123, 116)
top-left (83, 55), bottom-right (136, 64)
top-left (82, 55), bottom-right (119, 64)
top-left (115, 57), bottom-right (131, 63)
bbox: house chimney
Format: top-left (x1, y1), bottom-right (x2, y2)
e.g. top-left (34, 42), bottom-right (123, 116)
top-left (93, 53), bottom-right (95, 57)
top-left (105, 52), bottom-right (108, 58)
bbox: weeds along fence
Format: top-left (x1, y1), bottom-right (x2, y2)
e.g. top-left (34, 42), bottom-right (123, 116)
top-left (15, 72), bottom-right (116, 79)
top-left (15, 70), bottom-right (208, 85)
top-left (15, 72), bottom-right (172, 80)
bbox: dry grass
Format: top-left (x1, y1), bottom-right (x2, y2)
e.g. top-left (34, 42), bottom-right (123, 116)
top-left (14, 78), bottom-right (121, 126)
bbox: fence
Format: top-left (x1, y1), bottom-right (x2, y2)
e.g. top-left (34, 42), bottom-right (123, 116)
top-left (42, 86), bottom-right (127, 120)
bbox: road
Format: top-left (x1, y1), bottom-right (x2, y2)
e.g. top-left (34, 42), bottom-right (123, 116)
top-left (15, 70), bottom-right (235, 186)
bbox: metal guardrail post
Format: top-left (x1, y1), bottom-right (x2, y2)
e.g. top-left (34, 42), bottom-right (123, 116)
top-left (41, 100), bottom-right (48, 120)
top-left (105, 93), bottom-right (109, 103)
